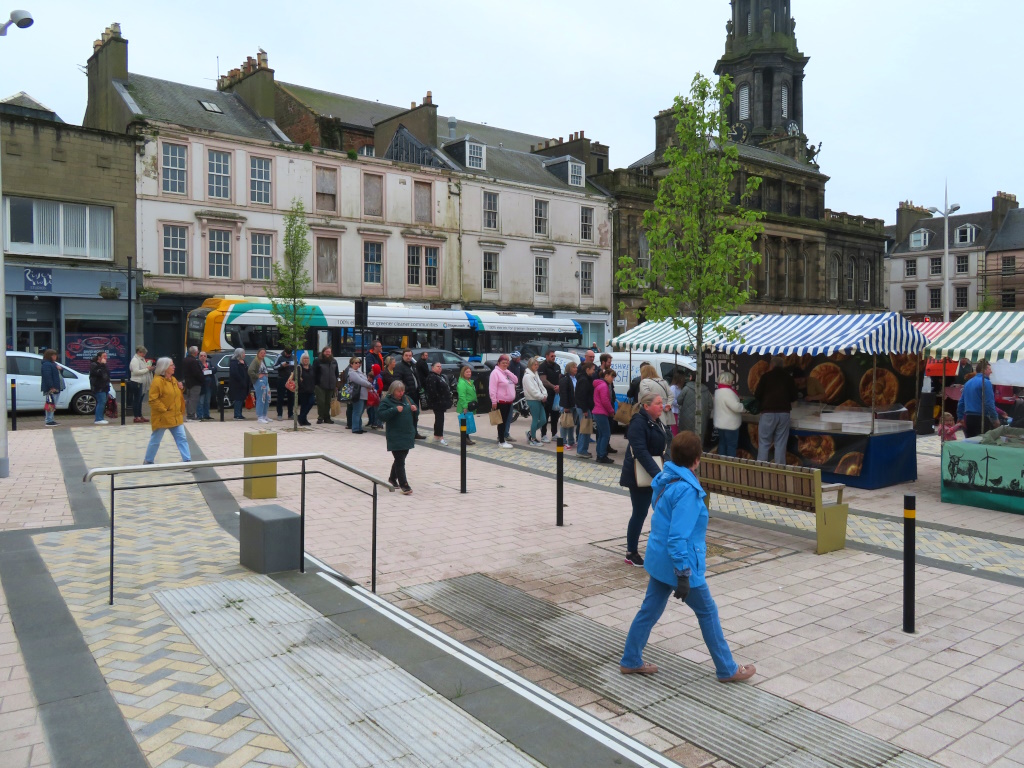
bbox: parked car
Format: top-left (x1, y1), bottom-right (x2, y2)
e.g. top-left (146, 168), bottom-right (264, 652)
top-left (208, 350), bottom-right (280, 405)
top-left (5, 351), bottom-right (107, 415)
top-left (406, 349), bottom-right (491, 412)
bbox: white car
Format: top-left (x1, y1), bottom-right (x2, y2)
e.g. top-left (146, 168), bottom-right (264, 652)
top-left (5, 351), bottom-right (104, 415)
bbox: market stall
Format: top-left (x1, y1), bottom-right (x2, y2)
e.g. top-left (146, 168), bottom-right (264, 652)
top-left (926, 312), bottom-right (1024, 514)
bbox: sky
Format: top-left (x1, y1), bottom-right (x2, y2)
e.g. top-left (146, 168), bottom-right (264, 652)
top-left (0, 0), bottom-right (1020, 224)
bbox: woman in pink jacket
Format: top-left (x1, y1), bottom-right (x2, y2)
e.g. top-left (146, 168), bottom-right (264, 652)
top-left (593, 368), bottom-right (617, 464)
top-left (488, 354), bottom-right (518, 448)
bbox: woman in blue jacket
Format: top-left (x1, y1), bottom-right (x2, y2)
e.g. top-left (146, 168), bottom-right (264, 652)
top-left (40, 349), bottom-right (64, 426)
top-left (619, 431), bottom-right (755, 683)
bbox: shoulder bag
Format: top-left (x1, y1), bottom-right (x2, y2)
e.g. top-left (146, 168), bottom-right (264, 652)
top-left (635, 456), bottom-right (664, 488)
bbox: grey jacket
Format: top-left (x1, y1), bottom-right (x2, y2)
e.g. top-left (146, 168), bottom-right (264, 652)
top-left (677, 381), bottom-right (712, 434)
top-left (346, 366), bottom-right (371, 401)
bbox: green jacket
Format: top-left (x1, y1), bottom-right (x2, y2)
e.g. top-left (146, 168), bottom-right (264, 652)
top-left (457, 377), bottom-right (476, 413)
top-left (377, 394), bottom-right (417, 451)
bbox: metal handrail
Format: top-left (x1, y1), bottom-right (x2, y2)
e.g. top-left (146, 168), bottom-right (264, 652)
top-left (84, 453), bottom-right (395, 604)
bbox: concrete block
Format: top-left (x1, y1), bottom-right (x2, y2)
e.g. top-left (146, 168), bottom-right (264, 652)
top-left (239, 504), bottom-right (300, 574)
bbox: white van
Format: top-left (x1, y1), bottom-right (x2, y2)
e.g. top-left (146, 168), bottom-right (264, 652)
top-left (600, 351), bottom-right (695, 404)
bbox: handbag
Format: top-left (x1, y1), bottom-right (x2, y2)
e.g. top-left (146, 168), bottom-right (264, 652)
top-left (44, 393), bottom-right (57, 413)
top-left (614, 402), bottom-right (635, 426)
top-left (105, 397), bottom-right (118, 419)
top-left (489, 409), bottom-right (504, 426)
top-left (244, 392), bottom-right (256, 410)
top-left (285, 377), bottom-right (296, 392)
top-left (466, 400), bottom-right (478, 412)
top-left (635, 456), bottom-right (664, 488)
top-left (559, 411), bottom-right (575, 428)
top-left (367, 389), bottom-right (380, 407)
top-left (330, 398), bottom-right (343, 417)
top-left (579, 415), bottom-right (594, 435)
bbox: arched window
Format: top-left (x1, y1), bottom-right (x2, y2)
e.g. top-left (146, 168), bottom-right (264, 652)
top-left (781, 84), bottom-right (789, 118)
top-left (738, 84), bottom-right (750, 121)
top-left (845, 259), bottom-right (856, 302)
top-left (860, 260), bottom-right (871, 303)
top-left (828, 254), bottom-right (840, 301)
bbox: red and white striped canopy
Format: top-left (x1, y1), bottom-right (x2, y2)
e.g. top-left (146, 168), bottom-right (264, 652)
top-left (912, 321), bottom-right (953, 342)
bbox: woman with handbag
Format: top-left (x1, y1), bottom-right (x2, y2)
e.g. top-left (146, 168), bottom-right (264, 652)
top-left (40, 349), bottom-right (64, 427)
top-left (575, 362), bottom-right (596, 458)
top-left (639, 366), bottom-right (675, 431)
top-left (488, 354), bottom-right (518, 448)
top-left (456, 364), bottom-right (477, 446)
top-left (345, 357), bottom-right (372, 433)
top-left (296, 353), bottom-right (317, 426)
top-left (522, 357), bottom-right (548, 447)
top-left (558, 362), bottom-right (578, 449)
top-left (619, 392), bottom-right (670, 567)
top-left (228, 348), bottom-right (250, 420)
top-left (367, 363), bottom-right (384, 429)
top-left (713, 371), bottom-right (745, 457)
top-left (89, 351), bottom-right (112, 426)
top-left (619, 431), bottom-right (755, 684)
top-left (593, 368), bottom-right (617, 464)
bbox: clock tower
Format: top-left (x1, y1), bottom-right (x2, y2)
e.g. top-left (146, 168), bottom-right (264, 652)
top-left (715, 0), bottom-right (809, 153)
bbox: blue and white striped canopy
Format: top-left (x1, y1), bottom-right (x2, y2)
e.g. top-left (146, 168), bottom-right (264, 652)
top-left (611, 316), bottom-right (751, 354)
top-left (712, 312), bottom-right (928, 356)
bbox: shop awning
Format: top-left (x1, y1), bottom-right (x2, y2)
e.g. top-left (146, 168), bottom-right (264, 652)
top-left (712, 312), bottom-right (928, 356)
top-left (925, 311), bottom-right (1024, 363)
top-left (611, 316), bottom-right (750, 354)
top-left (911, 321), bottom-right (953, 342)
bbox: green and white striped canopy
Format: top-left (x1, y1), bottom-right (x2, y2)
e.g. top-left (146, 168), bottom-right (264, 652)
top-left (924, 311), bottom-right (1024, 363)
top-left (611, 316), bottom-right (751, 354)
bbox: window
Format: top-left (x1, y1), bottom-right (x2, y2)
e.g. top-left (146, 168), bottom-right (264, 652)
top-left (746, 13), bottom-right (752, 34)
top-left (483, 251), bottom-right (499, 291)
top-left (930, 257), bottom-right (942, 275)
top-left (1003, 256), bottom-right (1016, 276)
top-left (4, 196), bottom-right (113, 260)
top-left (638, 230), bottom-right (651, 271)
top-left (534, 200), bottom-right (549, 236)
top-left (580, 206), bottom-right (594, 241)
top-left (904, 259), bottom-right (917, 277)
top-left (956, 254), bottom-right (968, 274)
top-left (845, 259), bottom-right (855, 301)
top-left (357, 144), bottom-right (375, 157)
top-left (162, 143), bottom-right (187, 194)
top-left (363, 174), bottom-right (383, 217)
top-left (738, 84), bottom-right (750, 121)
top-left (569, 162), bottom-right (584, 187)
top-left (414, 181), bottom-right (432, 224)
top-left (363, 241), bottom-right (382, 284)
top-left (407, 245), bottom-right (421, 286)
top-left (315, 167), bottom-right (337, 213)
top-left (316, 237), bottom-right (338, 284)
top-left (198, 100), bottom-right (222, 114)
top-left (828, 254), bottom-right (840, 301)
top-left (904, 288), bottom-right (917, 311)
top-left (425, 246), bottom-right (438, 287)
top-left (208, 150), bottom-right (231, 200)
top-left (208, 229), bottom-right (231, 278)
top-left (535, 257), bottom-right (549, 294)
top-left (860, 261), bottom-right (871, 302)
top-left (250, 157), bottom-right (272, 205)
top-left (580, 261), bottom-right (594, 298)
top-left (162, 224), bottom-right (187, 275)
top-left (406, 245), bottom-right (439, 288)
top-left (781, 84), bottom-right (789, 118)
top-left (955, 285), bottom-right (968, 310)
top-left (910, 230), bottom-right (930, 249)
top-left (1003, 290), bottom-right (1016, 309)
top-left (250, 233), bottom-right (272, 280)
top-left (483, 192), bottom-right (499, 230)
top-left (955, 225), bottom-right (976, 245)
top-left (467, 142), bottom-right (484, 169)
top-left (929, 287), bottom-right (942, 310)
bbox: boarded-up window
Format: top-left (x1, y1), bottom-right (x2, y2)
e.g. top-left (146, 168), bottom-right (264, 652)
top-left (315, 168), bottom-right (337, 212)
top-left (316, 237), bottom-right (338, 285)
top-left (414, 181), bottom-right (432, 223)
top-left (364, 174), bottom-right (383, 217)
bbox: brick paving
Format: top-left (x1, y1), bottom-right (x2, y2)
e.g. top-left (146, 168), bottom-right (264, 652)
top-left (0, 431), bottom-right (74, 532)
top-left (0, 579), bottom-right (50, 768)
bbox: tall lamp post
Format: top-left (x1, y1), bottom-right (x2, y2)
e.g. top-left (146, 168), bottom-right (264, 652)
top-left (927, 187), bottom-right (960, 324)
top-left (0, 8), bottom-right (35, 480)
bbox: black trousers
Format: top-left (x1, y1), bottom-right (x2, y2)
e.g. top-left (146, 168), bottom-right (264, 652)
top-left (542, 392), bottom-right (557, 436)
top-left (496, 402), bottom-right (512, 442)
top-left (390, 449), bottom-right (409, 487)
top-left (276, 378), bottom-right (294, 417)
top-left (433, 407), bottom-right (446, 437)
top-left (127, 381), bottom-right (143, 418)
top-left (964, 414), bottom-right (997, 438)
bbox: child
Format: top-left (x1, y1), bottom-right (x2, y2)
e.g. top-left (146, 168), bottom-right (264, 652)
top-left (937, 412), bottom-right (960, 441)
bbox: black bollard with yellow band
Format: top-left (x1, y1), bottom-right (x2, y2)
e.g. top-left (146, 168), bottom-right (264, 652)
top-left (556, 437), bottom-right (564, 526)
top-left (903, 494), bottom-right (915, 633)
top-left (460, 416), bottom-right (468, 494)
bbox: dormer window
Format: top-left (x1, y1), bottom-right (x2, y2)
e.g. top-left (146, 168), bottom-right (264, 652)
top-left (467, 142), bottom-right (485, 170)
top-left (569, 162), bottom-right (584, 187)
top-left (909, 229), bottom-right (930, 249)
top-left (955, 224), bottom-right (976, 245)
top-left (199, 100), bottom-right (222, 114)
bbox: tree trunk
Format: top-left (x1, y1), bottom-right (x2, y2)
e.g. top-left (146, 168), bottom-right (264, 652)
top-left (694, 327), bottom-right (704, 444)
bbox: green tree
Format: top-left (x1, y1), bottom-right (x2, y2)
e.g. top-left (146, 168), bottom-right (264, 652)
top-left (616, 72), bottom-right (764, 442)
top-left (266, 198), bottom-right (313, 430)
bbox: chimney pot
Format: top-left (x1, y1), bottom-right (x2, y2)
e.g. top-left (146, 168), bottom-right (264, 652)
top-left (411, 101), bottom-right (416, 109)
top-left (93, 39), bottom-right (102, 51)
top-left (257, 51), bottom-right (268, 68)
top-left (559, 137), bottom-right (564, 144)
top-left (580, 130), bottom-right (584, 139)
top-left (425, 90), bottom-right (432, 104)
top-left (110, 22), bottom-right (121, 37)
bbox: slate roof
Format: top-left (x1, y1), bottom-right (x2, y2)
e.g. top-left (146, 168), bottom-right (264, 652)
top-left (444, 142), bottom-right (607, 196)
top-left (988, 207), bottom-right (1024, 253)
top-left (0, 91), bottom-right (62, 122)
top-left (278, 82), bottom-right (547, 153)
top-left (890, 210), bottom-right (996, 256)
top-left (118, 74), bottom-right (285, 141)
top-left (627, 141), bottom-right (823, 177)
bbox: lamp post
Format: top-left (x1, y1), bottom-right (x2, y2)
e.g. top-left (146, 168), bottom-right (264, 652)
top-left (1, 9), bottom-right (35, 480)
top-left (927, 186), bottom-right (960, 324)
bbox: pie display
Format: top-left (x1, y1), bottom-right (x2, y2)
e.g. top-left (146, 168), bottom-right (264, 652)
top-left (786, 451), bottom-right (802, 466)
top-left (797, 434), bottom-right (836, 465)
top-left (737, 449), bottom-right (754, 460)
top-left (809, 363), bottom-right (846, 404)
top-left (889, 352), bottom-right (925, 377)
top-left (785, 353), bottom-right (812, 370)
top-left (902, 399), bottom-right (918, 422)
top-left (836, 399), bottom-right (861, 410)
top-left (828, 352), bottom-right (847, 362)
top-left (835, 452), bottom-right (864, 476)
top-left (747, 360), bottom-right (770, 396)
top-left (859, 368), bottom-right (899, 407)
top-left (748, 423), bottom-right (759, 447)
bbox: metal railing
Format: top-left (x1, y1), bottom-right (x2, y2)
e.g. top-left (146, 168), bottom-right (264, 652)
top-left (84, 453), bottom-right (395, 604)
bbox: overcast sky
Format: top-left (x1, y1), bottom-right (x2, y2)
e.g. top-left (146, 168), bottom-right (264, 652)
top-left (1, 0), bottom-right (1019, 224)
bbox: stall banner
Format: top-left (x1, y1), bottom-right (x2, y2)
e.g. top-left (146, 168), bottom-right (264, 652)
top-left (64, 333), bottom-right (129, 379)
top-left (942, 439), bottom-right (1024, 514)
top-left (701, 351), bottom-right (735, 388)
top-left (729, 422), bottom-right (871, 476)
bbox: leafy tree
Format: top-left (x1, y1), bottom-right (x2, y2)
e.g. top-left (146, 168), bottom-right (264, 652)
top-left (266, 198), bottom-right (312, 429)
top-left (616, 72), bottom-right (764, 442)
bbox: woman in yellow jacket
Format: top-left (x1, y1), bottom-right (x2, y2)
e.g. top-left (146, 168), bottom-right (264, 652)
top-left (143, 357), bottom-right (192, 464)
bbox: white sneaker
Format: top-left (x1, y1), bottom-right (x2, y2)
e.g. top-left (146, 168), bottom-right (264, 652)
top-left (499, 442), bottom-right (514, 449)
top-left (437, 438), bottom-right (449, 446)
top-left (95, 420), bottom-right (109, 426)
top-left (541, 435), bottom-right (551, 443)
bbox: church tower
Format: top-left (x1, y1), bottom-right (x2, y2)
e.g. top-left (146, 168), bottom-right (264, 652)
top-left (714, 0), bottom-right (809, 151)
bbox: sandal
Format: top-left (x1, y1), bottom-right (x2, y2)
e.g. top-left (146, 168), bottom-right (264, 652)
top-left (718, 664), bottom-right (756, 683)
top-left (619, 661), bottom-right (659, 676)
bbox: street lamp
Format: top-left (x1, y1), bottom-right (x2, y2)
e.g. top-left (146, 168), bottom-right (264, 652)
top-left (927, 187), bottom-right (960, 324)
top-left (1, 7), bottom-right (34, 480)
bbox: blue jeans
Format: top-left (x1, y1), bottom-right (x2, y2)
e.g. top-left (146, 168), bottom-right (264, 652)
top-left (594, 414), bottom-right (611, 458)
top-left (577, 412), bottom-right (592, 455)
top-left (144, 424), bottom-right (191, 463)
top-left (233, 399), bottom-right (245, 419)
top-left (198, 384), bottom-right (212, 420)
top-left (254, 377), bottom-right (270, 420)
top-left (351, 398), bottom-right (365, 431)
top-left (527, 400), bottom-right (546, 440)
top-left (627, 487), bottom-right (653, 555)
top-left (94, 390), bottom-right (108, 422)
top-left (621, 576), bottom-right (738, 679)
top-left (718, 427), bottom-right (739, 457)
top-left (559, 409), bottom-right (577, 445)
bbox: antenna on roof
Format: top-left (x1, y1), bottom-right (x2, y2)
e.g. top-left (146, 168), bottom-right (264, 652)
top-left (216, 56), bottom-right (220, 79)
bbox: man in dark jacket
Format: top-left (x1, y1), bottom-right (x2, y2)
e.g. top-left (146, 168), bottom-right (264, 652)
top-left (395, 349), bottom-right (426, 439)
top-left (508, 351), bottom-right (525, 382)
top-left (364, 340), bottom-right (385, 376)
top-left (312, 347), bottom-right (340, 424)
top-left (575, 361), bottom-right (596, 458)
top-left (754, 356), bottom-right (798, 463)
top-left (537, 349), bottom-right (562, 442)
top-left (181, 346), bottom-right (204, 420)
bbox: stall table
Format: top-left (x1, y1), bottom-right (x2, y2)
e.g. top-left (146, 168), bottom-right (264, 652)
top-left (941, 436), bottom-right (1024, 514)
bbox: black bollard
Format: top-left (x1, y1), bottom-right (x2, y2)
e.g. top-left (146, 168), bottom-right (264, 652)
top-left (903, 494), bottom-right (916, 633)
top-left (120, 380), bottom-right (126, 425)
top-left (10, 381), bottom-right (16, 431)
top-left (460, 416), bottom-right (468, 493)
top-left (556, 437), bottom-right (564, 526)
top-left (219, 382), bottom-right (225, 422)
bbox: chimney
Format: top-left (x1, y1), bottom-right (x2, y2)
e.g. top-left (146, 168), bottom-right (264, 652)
top-left (83, 22), bottom-right (129, 132)
top-left (895, 200), bottom-right (931, 244)
top-left (424, 90), bottom-right (432, 105)
top-left (217, 51), bottom-right (276, 120)
top-left (448, 116), bottom-right (457, 140)
top-left (559, 137), bottom-right (564, 144)
top-left (992, 191), bottom-right (1019, 231)
top-left (580, 130), bottom-right (584, 139)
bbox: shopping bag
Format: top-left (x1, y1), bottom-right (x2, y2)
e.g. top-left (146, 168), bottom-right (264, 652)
top-left (244, 392), bottom-right (256, 410)
top-left (614, 402), bottom-right (634, 426)
top-left (44, 394), bottom-right (57, 413)
top-left (330, 398), bottom-right (343, 418)
top-left (579, 415), bottom-right (594, 435)
top-left (635, 457), bottom-right (664, 488)
top-left (488, 409), bottom-right (504, 426)
top-left (367, 389), bottom-right (380, 407)
top-left (559, 411), bottom-right (575, 429)
top-left (285, 377), bottom-right (296, 392)
top-left (105, 397), bottom-right (118, 419)
top-left (461, 413), bottom-right (477, 436)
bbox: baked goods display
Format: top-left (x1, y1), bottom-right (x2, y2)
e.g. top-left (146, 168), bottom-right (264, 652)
top-left (809, 363), bottom-right (846, 404)
top-left (835, 452), bottom-right (864, 476)
top-left (902, 399), bottom-right (917, 422)
top-left (889, 352), bottom-right (924, 377)
top-left (747, 360), bottom-right (769, 396)
top-left (797, 434), bottom-right (836, 465)
top-left (859, 368), bottom-right (899, 407)
top-left (747, 423), bottom-right (759, 447)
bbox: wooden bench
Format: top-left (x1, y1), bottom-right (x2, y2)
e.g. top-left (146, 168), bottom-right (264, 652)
top-left (698, 454), bottom-right (849, 554)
